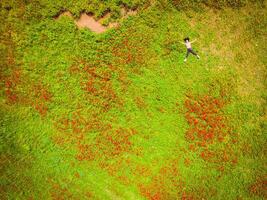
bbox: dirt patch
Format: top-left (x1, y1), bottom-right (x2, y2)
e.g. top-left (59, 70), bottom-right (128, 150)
top-left (55, 11), bottom-right (107, 33)
top-left (76, 13), bottom-right (107, 33)
top-left (55, 8), bottom-right (137, 33)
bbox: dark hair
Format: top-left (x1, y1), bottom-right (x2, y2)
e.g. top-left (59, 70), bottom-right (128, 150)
top-left (184, 37), bottom-right (190, 42)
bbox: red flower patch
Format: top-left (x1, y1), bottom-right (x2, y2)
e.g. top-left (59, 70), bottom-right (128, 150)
top-left (138, 159), bottom-right (185, 200)
top-left (4, 69), bottom-right (52, 117)
top-left (53, 110), bottom-right (139, 166)
top-left (4, 70), bottom-right (21, 103)
top-left (183, 92), bottom-right (238, 171)
top-left (95, 128), bottom-right (138, 158)
top-left (248, 177), bottom-right (267, 198)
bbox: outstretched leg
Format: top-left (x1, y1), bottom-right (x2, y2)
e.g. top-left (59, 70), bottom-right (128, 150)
top-left (184, 49), bottom-right (190, 62)
top-left (190, 49), bottom-right (200, 59)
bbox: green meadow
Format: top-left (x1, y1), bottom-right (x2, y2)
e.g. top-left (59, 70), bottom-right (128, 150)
top-left (0, 0), bottom-right (266, 199)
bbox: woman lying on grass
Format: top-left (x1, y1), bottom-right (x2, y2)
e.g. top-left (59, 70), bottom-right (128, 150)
top-left (180, 37), bottom-right (200, 62)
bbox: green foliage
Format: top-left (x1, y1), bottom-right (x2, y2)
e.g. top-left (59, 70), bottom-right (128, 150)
top-left (0, 0), bottom-right (266, 199)
top-left (171, 0), bottom-right (265, 10)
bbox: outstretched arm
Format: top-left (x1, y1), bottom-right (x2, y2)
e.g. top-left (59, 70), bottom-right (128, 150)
top-left (191, 39), bottom-right (197, 43)
top-left (179, 41), bottom-right (185, 45)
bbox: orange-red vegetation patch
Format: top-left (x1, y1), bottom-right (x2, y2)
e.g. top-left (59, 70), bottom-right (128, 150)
top-left (48, 178), bottom-right (95, 200)
top-left (135, 96), bottom-right (147, 109)
top-left (70, 58), bottom-right (126, 112)
top-left (53, 109), bottom-right (140, 167)
top-left (138, 159), bottom-right (185, 200)
top-left (74, 172), bottom-right (80, 179)
top-left (110, 28), bottom-right (153, 76)
top-left (184, 92), bottom-right (238, 172)
top-left (4, 69), bottom-right (52, 117)
top-left (184, 157), bottom-right (191, 167)
top-left (134, 164), bottom-right (152, 178)
top-left (98, 156), bottom-right (156, 187)
top-left (81, 65), bottom-right (119, 110)
top-left (4, 69), bottom-right (21, 103)
top-left (181, 192), bottom-right (197, 200)
top-left (75, 127), bottom-right (139, 163)
top-left (49, 183), bottom-right (73, 200)
top-left (111, 36), bottom-right (145, 67)
top-left (95, 128), bottom-right (138, 158)
top-left (117, 175), bottom-right (131, 185)
top-left (181, 187), bottom-right (214, 200)
top-left (248, 176), bottom-right (267, 198)
top-left (184, 94), bottom-right (227, 143)
top-left (85, 191), bottom-right (94, 199)
top-left (30, 83), bottom-right (52, 116)
top-left (76, 143), bottom-right (95, 162)
top-left (54, 110), bottom-right (108, 158)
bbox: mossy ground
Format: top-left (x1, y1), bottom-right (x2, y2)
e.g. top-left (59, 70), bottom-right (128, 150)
top-left (0, 1), bottom-right (266, 199)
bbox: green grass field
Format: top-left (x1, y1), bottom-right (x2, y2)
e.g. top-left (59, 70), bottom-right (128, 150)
top-left (1, 0), bottom-right (266, 199)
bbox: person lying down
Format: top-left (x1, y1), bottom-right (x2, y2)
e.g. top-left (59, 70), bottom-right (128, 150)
top-left (180, 37), bottom-right (200, 62)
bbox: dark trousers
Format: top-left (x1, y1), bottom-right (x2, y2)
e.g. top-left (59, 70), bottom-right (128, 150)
top-left (186, 48), bottom-right (198, 58)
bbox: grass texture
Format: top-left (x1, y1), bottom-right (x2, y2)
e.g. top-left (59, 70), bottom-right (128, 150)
top-left (0, 0), bottom-right (266, 199)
